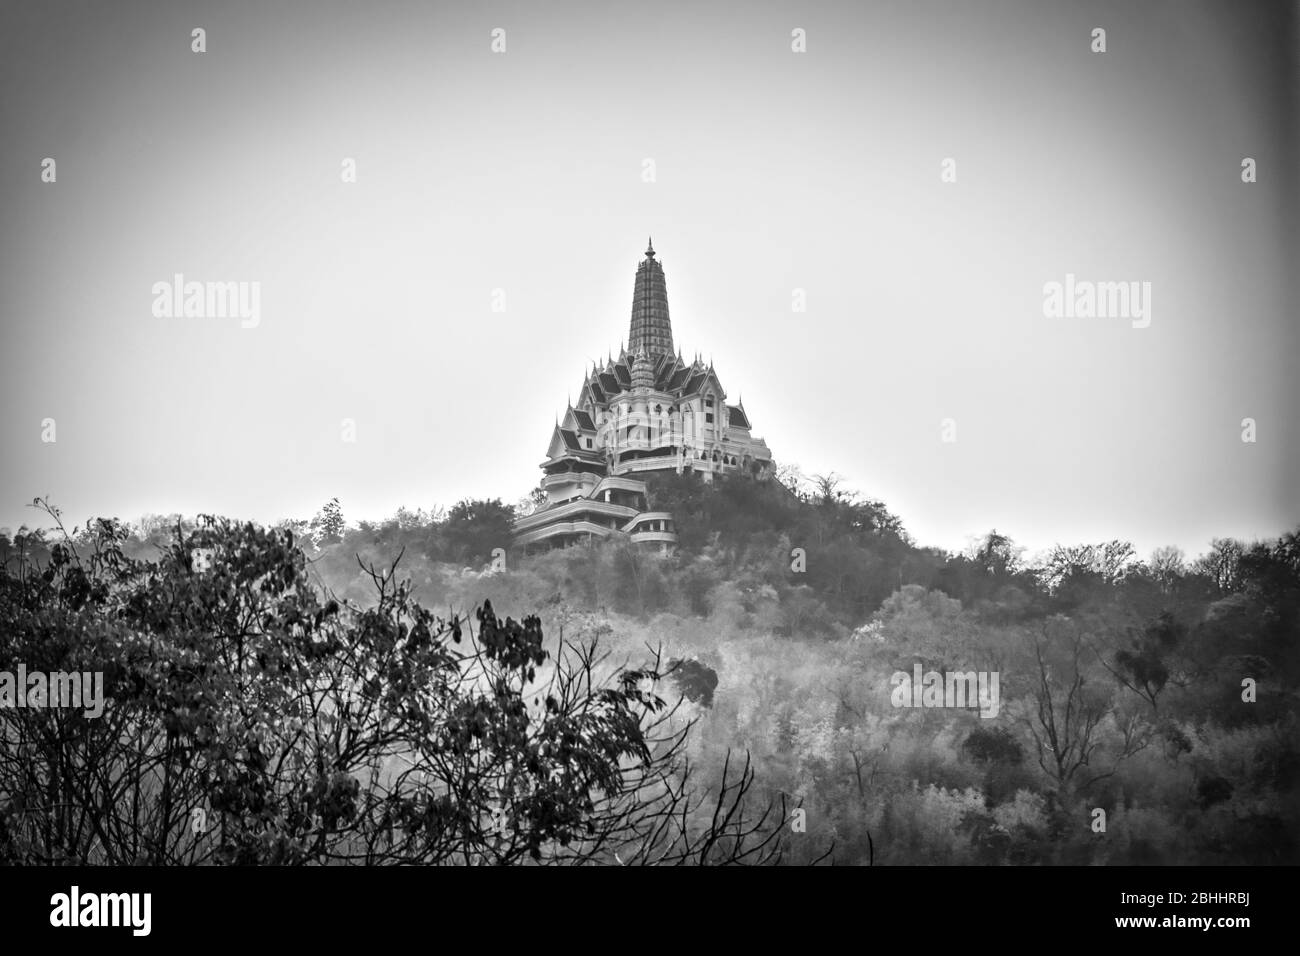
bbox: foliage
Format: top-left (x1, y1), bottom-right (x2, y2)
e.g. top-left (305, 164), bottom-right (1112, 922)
top-left (9, 470), bottom-right (1298, 866)
top-left (0, 504), bottom-right (803, 865)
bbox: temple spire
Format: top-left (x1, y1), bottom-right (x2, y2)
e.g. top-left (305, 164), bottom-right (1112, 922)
top-left (628, 240), bottom-right (674, 360)
top-left (631, 345), bottom-right (655, 390)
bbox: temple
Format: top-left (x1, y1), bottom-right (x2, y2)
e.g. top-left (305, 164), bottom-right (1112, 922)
top-left (513, 240), bottom-right (774, 552)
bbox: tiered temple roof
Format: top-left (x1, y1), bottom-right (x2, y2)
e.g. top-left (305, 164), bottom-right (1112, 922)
top-left (582, 348), bottom-right (719, 405)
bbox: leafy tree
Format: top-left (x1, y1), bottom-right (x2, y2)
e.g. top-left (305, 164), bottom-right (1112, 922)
top-left (667, 658), bottom-right (719, 707)
top-left (1038, 540), bottom-right (1136, 594)
top-left (1097, 611), bottom-right (1187, 714)
top-left (961, 726), bottom-right (1024, 766)
top-left (441, 498), bottom-right (515, 566)
top-left (969, 530), bottom-right (1025, 578)
top-left (310, 497), bottom-right (346, 546)
top-left (0, 506), bottom-right (800, 865)
top-left (394, 505), bottom-right (438, 530)
top-left (515, 483), bottom-right (548, 518)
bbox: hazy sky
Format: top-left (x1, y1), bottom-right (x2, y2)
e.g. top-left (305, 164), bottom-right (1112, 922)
top-left (1, 0), bottom-right (1296, 560)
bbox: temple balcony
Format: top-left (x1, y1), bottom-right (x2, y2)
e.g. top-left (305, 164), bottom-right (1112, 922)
top-left (542, 470), bottom-right (603, 490)
top-left (614, 437), bottom-right (681, 454)
top-left (615, 454), bottom-right (680, 474)
top-left (513, 498), bottom-right (638, 533)
top-left (514, 519), bottom-right (620, 549)
top-left (621, 512), bottom-right (674, 534)
top-left (590, 475), bottom-right (649, 497)
top-left (628, 530), bottom-right (678, 548)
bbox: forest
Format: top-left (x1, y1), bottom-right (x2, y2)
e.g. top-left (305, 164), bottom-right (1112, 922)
top-left (1, 469), bottom-right (1296, 865)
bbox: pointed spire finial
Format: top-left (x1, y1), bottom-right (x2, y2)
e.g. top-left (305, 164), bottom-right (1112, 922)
top-left (645, 237), bottom-right (655, 259)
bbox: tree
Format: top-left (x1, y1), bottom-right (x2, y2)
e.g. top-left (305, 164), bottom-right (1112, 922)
top-left (845, 498), bottom-right (909, 542)
top-left (1014, 617), bottom-right (1148, 797)
top-left (514, 483), bottom-right (547, 519)
top-left (969, 530), bottom-right (1025, 578)
top-left (1096, 611), bottom-right (1187, 715)
top-left (0, 506), bottom-right (801, 865)
top-left (962, 726), bottom-right (1024, 765)
top-left (394, 505), bottom-right (438, 530)
top-left (440, 498), bottom-right (515, 566)
top-left (1147, 545), bottom-right (1185, 594)
top-left (311, 497), bottom-right (346, 546)
top-left (1038, 539), bottom-right (1136, 594)
top-left (1193, 538), bottom-right (1243, 592)
top-left (774, 462), bottom-right (810, 500)
top-left (812, 473), bottom-right (852, 508)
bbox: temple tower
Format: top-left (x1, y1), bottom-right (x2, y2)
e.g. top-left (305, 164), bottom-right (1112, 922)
top-left (628, 238), bottom-right (674, 360)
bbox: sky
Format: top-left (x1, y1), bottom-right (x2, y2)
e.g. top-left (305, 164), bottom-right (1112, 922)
top-left (1, 0), bottom-right (1296, 560)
